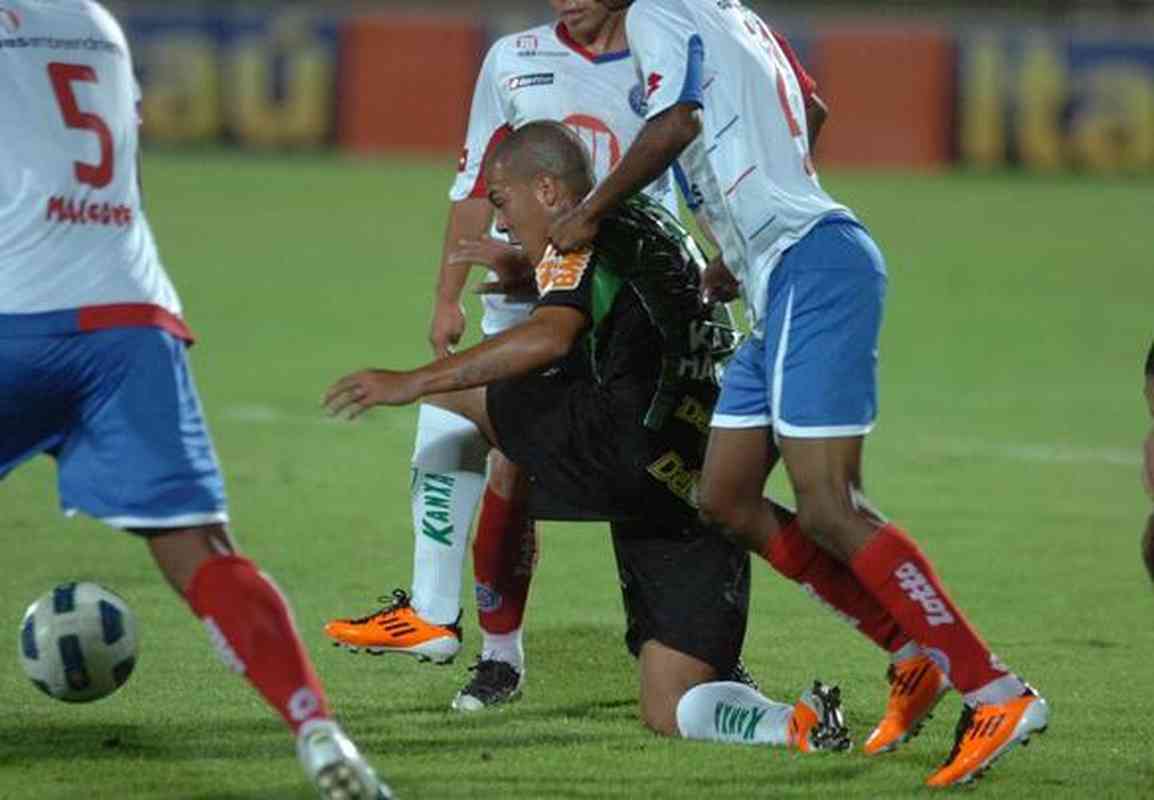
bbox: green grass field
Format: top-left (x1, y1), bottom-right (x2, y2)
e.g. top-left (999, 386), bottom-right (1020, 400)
top-left (2, 153), bottom-right (1153, 799)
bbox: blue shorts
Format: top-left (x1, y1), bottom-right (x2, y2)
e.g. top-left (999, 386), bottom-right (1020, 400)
top-left (713, 215), bottom-right (887, 437)
top-left (0, 327), bottom-right (228, 529)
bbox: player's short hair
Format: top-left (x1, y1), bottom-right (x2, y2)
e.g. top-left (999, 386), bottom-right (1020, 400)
top-left (1146, 340), bottom-right (1154, 378)
top-left (487, 121), bottom-right (595, 197)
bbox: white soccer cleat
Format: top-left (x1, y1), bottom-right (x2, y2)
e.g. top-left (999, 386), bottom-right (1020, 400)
top-left (297, 719), bottom-right (394, 800)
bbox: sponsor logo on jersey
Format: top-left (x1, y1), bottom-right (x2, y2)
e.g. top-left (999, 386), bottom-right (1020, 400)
top-left (45, 196), bottom-right (135, 228)
top-left (0, 8), bottom-right (20, 33)
top-left (507, 72), bottom-right (555, 91)
top-left (628, 82), bottom-right (648, 118)
top-left (646, 72), bottom-right (664, 98)
top-left (515, 34), bottom-right (539, 51)
top-left (535, 246), bottom-right (591, 294)
top-left (895, 562), bottom-right (957, 627)
top-left (647, 450), bottom-right (699, 508)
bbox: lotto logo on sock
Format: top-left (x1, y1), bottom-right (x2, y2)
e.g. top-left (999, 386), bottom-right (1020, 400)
top-left (714, 702), bottom-right (767, 741)
top-left (895, 563), bottom-right (956, 627)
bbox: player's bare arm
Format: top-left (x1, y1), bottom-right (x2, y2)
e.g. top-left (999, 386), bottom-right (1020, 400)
top-left (430, 197), bottom-right (494, 357)
top-left (806, 93), bottom-right (828, 151)
top-left (447, 236), bottom-right (536, 300)
top-left (549, 103), bottom-right (700, 252)
top-left (324, 305), bottom-right (587, 418)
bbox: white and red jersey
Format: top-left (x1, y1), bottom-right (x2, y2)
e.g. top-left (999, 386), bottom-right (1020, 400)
top-left (450, 22), bottom-right (677, 334)
top-left (0, 0), bottom-right (187, 339)
top-left (625, 0), bottom-right (851, 331)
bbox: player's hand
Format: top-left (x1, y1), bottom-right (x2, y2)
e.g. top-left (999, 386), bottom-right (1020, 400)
top-left (548, 203), bottom-right (600, 253)
top-left (323, 369), bottom-right (422, 419)
top-left (429, 299), bottom-right (465, 358)
top-left (702, 255), bottom-right (739, 304)
top-left (449, 237), bottom-right (538, 302)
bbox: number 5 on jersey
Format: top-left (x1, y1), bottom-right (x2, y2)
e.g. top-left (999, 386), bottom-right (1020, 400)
top-left (48, 62), bottom-right (114, 189)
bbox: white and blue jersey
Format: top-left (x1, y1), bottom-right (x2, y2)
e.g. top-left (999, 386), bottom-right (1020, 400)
top-left (623, 0), bottom-right (887, 437)
top-left (0, 0), bottom-right (226, 528)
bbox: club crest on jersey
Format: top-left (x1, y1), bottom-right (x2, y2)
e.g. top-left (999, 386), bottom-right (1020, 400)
top-left (0, 7), bottom-right (20, 33)
top-left (629, 83), bottom-right (649, 118)
top-left (507, 72), bottom-right (555, 91)
top-left (536, 246), bottom-right (592, 295)
top-left (646, 72), bottom-right (664, 98)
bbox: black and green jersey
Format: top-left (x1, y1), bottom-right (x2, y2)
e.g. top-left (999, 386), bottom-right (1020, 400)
top-left (534, 195), bottom-right (736, 429)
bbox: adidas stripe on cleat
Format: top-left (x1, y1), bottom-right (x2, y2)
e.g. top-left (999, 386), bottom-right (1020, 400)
top-left (864, 653), bottom-right (949, 755)
top-left (324, 589), bottom-right (461, 664)
top-left (926, 689), bottom-right (1049, 787)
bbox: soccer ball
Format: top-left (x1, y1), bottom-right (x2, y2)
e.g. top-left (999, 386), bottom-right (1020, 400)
top-left (18, 582), bottom-right (137, 703)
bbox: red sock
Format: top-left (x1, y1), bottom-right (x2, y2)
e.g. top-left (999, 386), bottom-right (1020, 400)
top-left (851, 524), bottom-right (1005, 692)
top-left (472, 487), bottom-right (537, 635)
top-left (186, 555), bottom-right (331, 734)
top-left (761, 521), bottom-right (909, 653)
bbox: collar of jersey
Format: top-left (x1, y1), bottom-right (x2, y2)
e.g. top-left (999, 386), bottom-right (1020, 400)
top-left (555, 22), bottom-right (631, 64)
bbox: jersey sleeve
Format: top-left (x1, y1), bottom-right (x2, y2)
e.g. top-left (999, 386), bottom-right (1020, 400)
top-left (449, 42), bottom-right (513, 202)
top-left (533, 245), bottom-right (595, 319)
top-left (626, 0), bottom-right (704, 121)
top-left (772, 32), bottom-right (817, 104)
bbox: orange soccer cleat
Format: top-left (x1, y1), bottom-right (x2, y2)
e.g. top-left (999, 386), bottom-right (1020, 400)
top-left (864, 653), bottom-right (949, 755)
top-left (324, 589), bottom-right (462, 664)
top-left (787, 681), bottom-right (852, 753)
top-left (926, 689), bottom-right (1049, 787)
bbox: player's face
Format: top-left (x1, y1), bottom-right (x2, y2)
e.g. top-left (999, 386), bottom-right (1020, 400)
top-left (551, 0), bottom-right (613, 41)
top-left (486, 162), bottom-right (555, 266)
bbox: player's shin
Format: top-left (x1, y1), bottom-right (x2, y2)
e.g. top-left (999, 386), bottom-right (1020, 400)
top-left (186, 554), bottom-right (330, 733)
top-left (851, 524), bottom-right (1025, 701)
top-left (410, 404), bottom-right (488, 625)
top-left (762, 517), bottom-right (910, 654)
top-left (473, 485), bottom-right (537, 669)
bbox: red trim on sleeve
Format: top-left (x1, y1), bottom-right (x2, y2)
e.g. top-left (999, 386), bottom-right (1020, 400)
top-left (467, 123), bottom-right (514, 199)
top-left (77, 303), bottom-right (196, 344)
top-left (772, 32), bottom-right (817, 103)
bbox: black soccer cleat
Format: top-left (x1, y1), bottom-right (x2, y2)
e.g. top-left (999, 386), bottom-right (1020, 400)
top-left (450, 657), bottom-right (524, 712)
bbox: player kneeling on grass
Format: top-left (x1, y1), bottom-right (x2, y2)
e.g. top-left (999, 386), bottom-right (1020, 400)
top-left (0, 4), bottom-right (388, 798)
top-left (325, 121), bottom-right (847, 750)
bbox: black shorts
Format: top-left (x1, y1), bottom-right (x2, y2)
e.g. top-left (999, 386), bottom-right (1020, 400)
top-left (612, 519), bottom-right (750, 675)
top-left (487, 370), bottom-right (714, 525)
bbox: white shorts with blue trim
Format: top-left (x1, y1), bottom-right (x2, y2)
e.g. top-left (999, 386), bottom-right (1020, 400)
top-left (713, 215), bottom-right (888, 438)
top-left (0, 325), bottom-right (228, 529)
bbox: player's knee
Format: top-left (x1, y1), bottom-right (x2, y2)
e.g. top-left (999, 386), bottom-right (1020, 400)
top-left (795, 491), bottom-right (858, 559)
top-left (146, 523), bottom-right (236, 595)
top-left (486, 450), bottom-right (524, 499)
top-left (697, 486), bottom-right (747, 536)
top-left (640, 696), bottom-right (680, 737)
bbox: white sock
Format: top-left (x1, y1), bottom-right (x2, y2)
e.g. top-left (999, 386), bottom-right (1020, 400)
top-left (408, 405), bottom-right (488, 625)
top-left (675, 681), bottom-right (795, 746)
top-left (963, 674), bottom-right (1027, 707)
top-left (481, 628), bottom-right (524, 671)
top-left (891, 640), bottom-right (923, 663)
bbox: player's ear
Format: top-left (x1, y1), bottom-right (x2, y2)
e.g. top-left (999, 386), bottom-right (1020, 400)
top-left (534, 174), bottom-right (560, 209)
